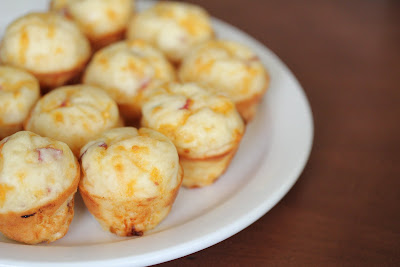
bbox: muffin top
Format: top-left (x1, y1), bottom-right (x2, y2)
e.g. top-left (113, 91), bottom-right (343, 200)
top-left (141, 83), bottom-right (245, 159)
top-left (127, 1), bottom-right (214, 63)
top-left (50, 0), bottom-right (134, 42)
top-left (25, 84), bottom-right (120, 155)
top-left (179, 40), bottom-right (269, 102)
top-left (0, 131), bottom-right (78, 213)
top-left (0, 66), bottom-right (40, 125)
top-left (0, 12), bottom-right (90, 73)
top-left (83, 40), bottom-right (175, 105)
top-left (80, 127), bottom-right (181, 199)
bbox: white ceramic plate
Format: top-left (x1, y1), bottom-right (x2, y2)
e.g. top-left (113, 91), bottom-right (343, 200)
top-left (0, 0), bottom-right (313, 266)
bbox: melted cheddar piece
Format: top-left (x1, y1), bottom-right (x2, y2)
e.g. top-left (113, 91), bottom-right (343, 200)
top-left (0, 184), bottom-right (14, 208)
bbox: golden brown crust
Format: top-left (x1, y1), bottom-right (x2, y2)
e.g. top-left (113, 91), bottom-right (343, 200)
top-left (32, 59), bottom-right (89, 92)
top-left (235, 72), bottom-right (269, 123)
top-left (0, 124), bottom-right (22, 140)
top-left (79, 165), bottom-right (183, 236)
top-left (0, 161), bottom-right (80, 244)
top-left (180, 147), bottom-right (239, 188)
top-left (118, 102), bottom-right (142, 125)
top-left (90, 29), bottom-right (126, 52)
top-left (235, 92), bottom-right (265, 124)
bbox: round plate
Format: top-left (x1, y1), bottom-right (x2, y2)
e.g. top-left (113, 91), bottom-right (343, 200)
top-left (0, 0), bottom-right (314, 266)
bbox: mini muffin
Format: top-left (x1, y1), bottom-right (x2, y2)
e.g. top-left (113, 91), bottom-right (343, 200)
top-left (79, 127), bottom-right (182, 236)
top-left (50, 0), bottom-right (134, 50)
top-left (0, 131), bottom-right (80, 244)
top-left (25, 84), bottom-right (122, 156)
top-left (83, 40), bottom-right (175, 122)
top-left (179, 40), bottom-right (270, 123)
top-left (127, 1), bottom-right (214, 64)
top-left (141, 82), bottom-right (245, 188)
top-left (0, 66), bottom-right (40, 139)
top-left (0, 12), bottom-right (91, 89)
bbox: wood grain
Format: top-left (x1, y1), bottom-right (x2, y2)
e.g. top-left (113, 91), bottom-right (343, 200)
top-left (158, 0), bottom-right (400, 265)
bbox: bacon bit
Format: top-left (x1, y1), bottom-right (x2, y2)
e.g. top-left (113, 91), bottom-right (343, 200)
top-left (21, 213), bottom-right (35, 218)
top-left (60, 99), bottom-right (69, 107)
top-left (249, 55), bottom-right (259, 61)
top-left (179, 98), bottom-right (193, 110)
top-left (47, 187), bottom-right (52, 193)
top-left (0, 137), bottom-right (10, 148)
top-left (59, 7), bottom-right (72, 18)
top-left (0, 84), bottom-right (3, 90)
top-left (138, 77), bottom-right (151, 91)
top-left (36, 147), bottom-right (63, 162)
top-left (154, 182), bottom-right (159, 186)
top-left (79, 148), bottom-right (88, 161)
top-left (244, 56), bottom-right (260, 67)
top-left (98, 142), bottom-right (108, 149)
top-left (179, 35), bottom-right (188, 43)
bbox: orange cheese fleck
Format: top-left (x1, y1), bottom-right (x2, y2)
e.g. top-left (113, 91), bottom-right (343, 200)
top-left (98, 57), bottom-right (109, 69)
top-left (0, 184), bottom-right (14, 208)
top-left (131, 145), bottom-right (150, 154)
top-left (47, 24), bottom-right (56, 38)
top-left (19, 29), bottom-right (29, 64)
top-left (17, 171), bottom-right (27, 182)
top-left (241, 67), bottom-right (259, 94)
top-left (55, 47), bottom-right (64, 54)
top-left (126, 179), bottom-right (136, 195)
top-left (114, 163), bottom-right (124, 172)
top-left (150, 167), bottom-right (162, 185)
top-left (196, 58), bottom-right (215, 73)
top-left (211, 100), bottom-right (234, 115)
top-left (54, 112), bottom-right (64, 123)
top-left (106, 8), bottom-right (117, 20)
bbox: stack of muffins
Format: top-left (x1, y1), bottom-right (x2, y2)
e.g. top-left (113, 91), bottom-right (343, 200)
top-left (0, 0), bottom-right (269, 244)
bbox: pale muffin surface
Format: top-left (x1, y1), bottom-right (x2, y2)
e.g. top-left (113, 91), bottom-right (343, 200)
top-left (141, 82), bottom-right (244, 159)
top-left (79, 127), bottom-right (182, 236)
top-left (84, 40), bottom-right (175, 103)
top-left (179, 40), bottom-right (269, 103)
top-left (80, 127), bottom-right (180, 198)
top-left (0, 131), bottom-right (78, 213)
top-left (127, 1), bottom-right (214, 63)
top-left (0, 66), bottom-right (40, 138)
top-left (0, 12), bottom-right (90, 74)
top-left (25, 85), bottom-right (121, 155)
top-left (50, 0), bottom-right (133, 43)
top-left (83, 40), bottom-right (175, 119)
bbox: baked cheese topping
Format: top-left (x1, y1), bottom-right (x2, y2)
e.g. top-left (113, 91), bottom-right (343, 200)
top-left (50, 0), bottom-right (133, 41)
top-left (80, 127), bottom-right (180, 199)
top-left (127, 1), bottom-right (214, 62)
top-left (0, 12), bottom-right (90, 73)
top-left (0, 131), bottom-right (78, 213)
top-left (25, 85), bottom-right (120, 154)
top-left (179, 40), bottom-right (269, 102)
top-left (83, 40), bottom-right (175, 105)
top-left (0, 66), bottom-right (40, 125)
top-left (141, 83), bottom-right (244, 158)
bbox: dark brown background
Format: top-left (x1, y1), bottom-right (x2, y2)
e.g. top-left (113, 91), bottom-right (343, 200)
top-left (159, 0), bottom-right (400, 265)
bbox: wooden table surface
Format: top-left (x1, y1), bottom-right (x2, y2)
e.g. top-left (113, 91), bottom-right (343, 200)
top-left (160, 0), bottom-right (400, 265)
